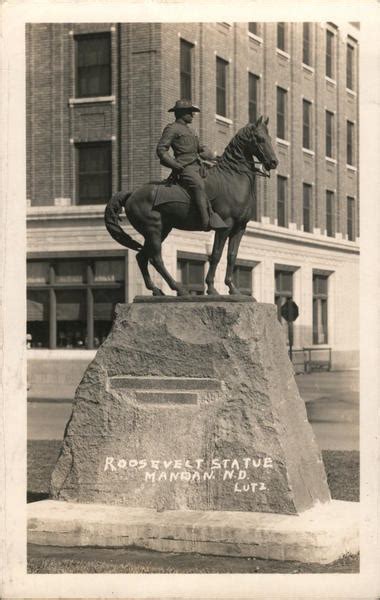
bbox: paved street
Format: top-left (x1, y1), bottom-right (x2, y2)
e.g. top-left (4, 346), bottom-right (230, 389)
top-left (297, 370), bottom-right (359, 451)
top-left (27, 370), bottom-right (359, 451)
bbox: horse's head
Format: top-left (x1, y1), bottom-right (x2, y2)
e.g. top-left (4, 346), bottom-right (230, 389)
top-left (247, 116), bottom-right (278, 176)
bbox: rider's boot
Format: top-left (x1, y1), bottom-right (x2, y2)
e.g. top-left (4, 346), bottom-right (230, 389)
top-left (193, 189), bottom-right (227, 231)
top-left (209, 210), bottom-right (229, 230)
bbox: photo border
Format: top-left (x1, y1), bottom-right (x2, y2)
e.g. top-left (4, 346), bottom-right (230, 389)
top-left (1, 1), bottom-right (379, 598)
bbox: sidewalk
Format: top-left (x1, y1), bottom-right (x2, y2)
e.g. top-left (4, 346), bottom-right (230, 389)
top-left (27, 371), bottom-right (359, 451)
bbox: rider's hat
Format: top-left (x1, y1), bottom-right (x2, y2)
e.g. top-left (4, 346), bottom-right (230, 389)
top-left (168, 99), bottom-right (200, 113)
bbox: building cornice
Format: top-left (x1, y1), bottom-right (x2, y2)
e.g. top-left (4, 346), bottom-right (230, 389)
top-left (245, 221), bottom-right (360, 255)
top-left (27, 205), bottom-right (105, 221)
top-left (27, 206), bottom-right (360, 256)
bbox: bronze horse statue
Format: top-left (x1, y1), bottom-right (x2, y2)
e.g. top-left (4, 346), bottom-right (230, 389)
top-left (105, 116), bottom-right (278, 296)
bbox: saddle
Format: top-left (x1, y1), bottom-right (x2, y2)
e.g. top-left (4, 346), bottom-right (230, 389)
top-left (153, 180), bottom-right (191, 208)
top-left (153, 158), bottom-right (216, 209)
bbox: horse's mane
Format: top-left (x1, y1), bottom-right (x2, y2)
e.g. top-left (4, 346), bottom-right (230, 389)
top-left (215, 124), bottom-right (256, 176)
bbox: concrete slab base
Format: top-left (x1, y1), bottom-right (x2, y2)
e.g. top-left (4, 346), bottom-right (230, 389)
top-left (28, 499), bottom-right (359, 564)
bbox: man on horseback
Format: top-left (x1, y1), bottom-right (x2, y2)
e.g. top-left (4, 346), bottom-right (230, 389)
top-left (156, 99), bottom-right (227, 231)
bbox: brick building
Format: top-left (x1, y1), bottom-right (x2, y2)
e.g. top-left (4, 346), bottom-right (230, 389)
top-left (26, 21), bottom-right (359, 377)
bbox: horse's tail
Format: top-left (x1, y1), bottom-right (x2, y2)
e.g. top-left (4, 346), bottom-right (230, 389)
top-left (104, 191), bottom-right (143, 252)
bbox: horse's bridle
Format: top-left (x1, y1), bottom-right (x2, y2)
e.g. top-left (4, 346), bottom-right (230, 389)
top-left (251, 133), bottom-right (272, 178)
top-left (252, 160), bottom-right (271, 178)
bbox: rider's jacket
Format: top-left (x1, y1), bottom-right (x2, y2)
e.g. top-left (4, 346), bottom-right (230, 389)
top-left (156, 120), bottom-right (210, 170)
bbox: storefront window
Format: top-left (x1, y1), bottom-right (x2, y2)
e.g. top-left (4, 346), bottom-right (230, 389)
top-left (177, 255), bottom-right (206, 295)
top-left (55, 260), bottom-right (86, 283)
top-left (94, 259), bottom-right (124, 282)
top-left (232, 263), bottom-right (253, 296)
top-left (27, 261), bottom-right (49, 284)
top-left (93, 287), bottom-right (124, 346)
top-left (26, 290), bottom-right (49, 348)
top-left (56, 289), bottom-right (87, 348)
top-left (27, 256), bottom-right (126, 349)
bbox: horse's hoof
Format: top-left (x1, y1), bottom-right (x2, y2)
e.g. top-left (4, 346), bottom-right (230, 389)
top-left (152, 288), bottom-right (165, 296)
top-left (176, 287), bottom-right (190, 296)
top-left (207, 287), bottom-right (219, 296)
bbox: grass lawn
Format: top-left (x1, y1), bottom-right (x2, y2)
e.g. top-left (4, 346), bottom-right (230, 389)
top-left (27, 440), bottom-right (359, 574)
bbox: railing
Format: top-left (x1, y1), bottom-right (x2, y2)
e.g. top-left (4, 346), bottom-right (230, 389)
top-left (303, 347), bottom-right (332, 373)
top-left (289, 347), bottom-right (332, 373)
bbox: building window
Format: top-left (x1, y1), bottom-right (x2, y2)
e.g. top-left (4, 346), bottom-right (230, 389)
top-left (313, 273), bottom-right (329, 344)
top-left (277, 175), bottom-right (287, 227)
top-left (248, 23), bottom-right (258, 36)
top-left (326, 190), bottom-right (335, 237)
top-left (75, 33), bottom-right (111, 98)
top-left (76, 142), bottom-right (112, 205)
top-left (303, 183), bottom-right (312, 233)
top-left (232, 263), bottom-right (253, 296)
top-left (302, 99), bottom-right (312, 149)
top-left (276, 86), bottom-right (287, 140)
top-left (275, 269), bottom-right (293, 323)
top-left (216, 57), bottom-right (228, 117)
top-left (177, 256), bottom-right (205, 294)
top-left (346, 43), bottom-right (354, 90)
top-left (302, 23), bottom-right (311, 65)
top-left (325, 111), bottom-right (334, 158)
top-left (277, 22), bottom-right (286, 51)
top-left (180, 39), bottom-right (193, 99)
top-left (347, 120), bottom-right (355, 166)
top-left (27, 256), bottom-right (126, 349)
top-left (347, 196), bottom-right (355, 241)
top-left (325, 29), bottom-right (334, 79)
top-left (248, 73), bottom-right (259, 123)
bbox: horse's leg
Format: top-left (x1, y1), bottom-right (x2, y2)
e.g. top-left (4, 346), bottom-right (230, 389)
top-left (135, 225), bottom-right (172, 296)
top-left (225, 226), bottom-right (247, 295)
top-left (205, 228), bottom-right (231, 295)
top-left (146, 228), bottom-right (189, 296)
top-left (136, 249), bottom-right (165, 296)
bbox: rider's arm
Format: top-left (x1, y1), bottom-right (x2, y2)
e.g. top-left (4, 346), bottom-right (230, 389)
top-left (156, 125), bottom-right (183, 171)
top-left (198, 139), bottom-right (216, 161)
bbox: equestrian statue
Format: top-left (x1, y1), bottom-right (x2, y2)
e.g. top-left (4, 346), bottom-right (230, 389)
top-left (105, 99), bottom-right (278, 296)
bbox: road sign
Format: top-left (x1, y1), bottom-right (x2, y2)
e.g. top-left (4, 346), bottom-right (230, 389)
top-left (281, 299), bottom-right (299, 323)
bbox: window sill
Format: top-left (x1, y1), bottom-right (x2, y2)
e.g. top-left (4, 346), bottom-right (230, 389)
top-left (216, 22), bottom-right (232, 34)
top-left (302, 63), bottom-right (314, 73)
top-left (69, 95), bottom-right (116, 106)
top-left (276, 138), bottom-right (290, 147)
top-left (248, 32), bottom-right (263, 44)
top-left (325, 76), bottom-right (336, 86)
top-left (346, 164), bottom-right (357, 172)
top-left (276, 48), bottom-right (290, 60)
top-left (325, 156), bottom-right (337, 164)
top-left (346, 88), bottom-right (357, 97)
top-left (303, 148), bottom-right (315, 156)
top-left (215, 114), bottom-right (233, 125)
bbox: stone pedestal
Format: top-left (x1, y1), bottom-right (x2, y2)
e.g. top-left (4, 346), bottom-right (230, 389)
top-left (51, 297), bottom-right (330, 514)
top-left (28, 499), bottom-right (359, 565)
